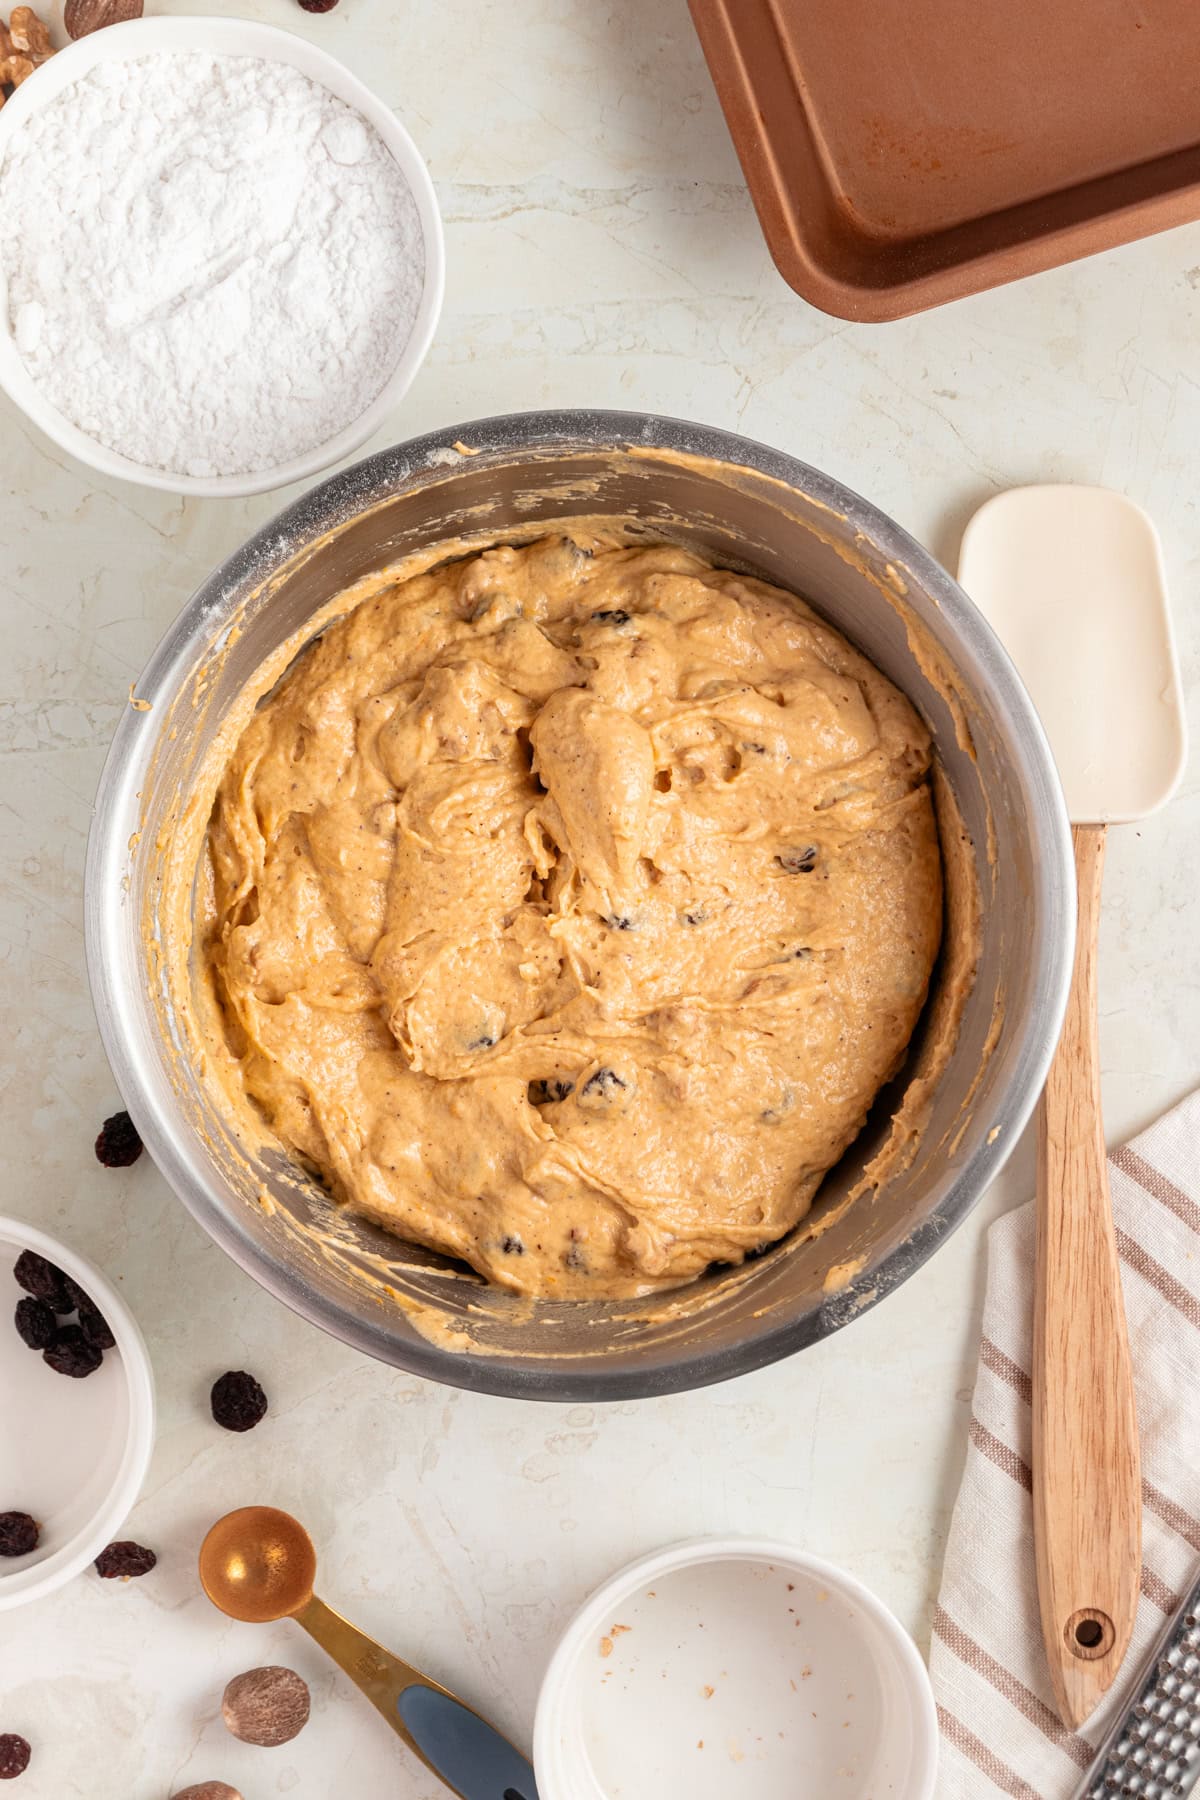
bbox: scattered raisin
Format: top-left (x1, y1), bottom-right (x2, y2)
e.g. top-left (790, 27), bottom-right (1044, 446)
top-left (95, 1540), bottom-right (156, 1580)
top-left (776, 846), bottom-right (818, 874)
top-left (13, 1251), bottom-right (70, 1314)
top-left (0, 1734), bottom-right (30, 1780)
top-left (297, 0), bottom-right (339, 10)
top-left (500, 1235), bottom-right (525, 1256)
top-left (0, 1514), bottom-right (38, 1558)
top-left (590, 609), bottom-right (630, 626)
top-left (60, 1275), bottom-right (116, 1347)
top-left (94, 1109), bottom-right (143, 1168)
top-left (529, 1078), bottom-right (574, 1105)
top-left (76, 1299), bottom-right (116, 1351)
top-left (565, 1232), bottom-right (588, 1273)
top-left (211, 1370), bottom-right (268, 1433)
top-left (761, 1087), bottom-right (796, 1124)
top-left (580, 1067), bottom-right (626, 1100)
top-left (13, 1297), bottom-right (55, 1350)
top-left (43, 1325), bottom-right (103, 1379)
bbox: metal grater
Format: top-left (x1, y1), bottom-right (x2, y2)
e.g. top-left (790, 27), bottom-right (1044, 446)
top-left (1074, 1562), bottom-right (1200, 1798)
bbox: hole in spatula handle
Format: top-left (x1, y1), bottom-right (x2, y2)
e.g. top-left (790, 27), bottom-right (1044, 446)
top-left (1066, 1608), bottom-right (1115, 1659)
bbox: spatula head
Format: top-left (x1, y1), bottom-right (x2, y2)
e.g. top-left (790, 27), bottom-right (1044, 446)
top-left (959, 486), bottom-right (1186, 824)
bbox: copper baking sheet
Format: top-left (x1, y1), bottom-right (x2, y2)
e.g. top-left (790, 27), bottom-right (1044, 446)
top-left (689, 0), bottom-right (1200, 321)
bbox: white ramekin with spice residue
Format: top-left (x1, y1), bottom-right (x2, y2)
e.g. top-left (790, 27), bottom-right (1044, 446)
top-left (534, 1538), bottom-right (939, 1800)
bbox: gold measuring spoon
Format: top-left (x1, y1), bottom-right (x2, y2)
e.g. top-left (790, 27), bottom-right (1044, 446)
top-left (199, 1506), bottom-right (538, 1800)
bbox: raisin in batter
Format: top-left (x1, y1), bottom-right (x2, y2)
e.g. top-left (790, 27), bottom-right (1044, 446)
top-left (203, 535), bottom-right (943, 1298)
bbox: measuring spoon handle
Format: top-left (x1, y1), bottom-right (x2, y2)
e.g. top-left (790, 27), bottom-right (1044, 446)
top-left (297, 1593), bottom-right (538, 1799)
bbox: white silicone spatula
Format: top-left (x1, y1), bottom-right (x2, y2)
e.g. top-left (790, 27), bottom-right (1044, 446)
top-left (960, 485), bottom-right (1186, 1728)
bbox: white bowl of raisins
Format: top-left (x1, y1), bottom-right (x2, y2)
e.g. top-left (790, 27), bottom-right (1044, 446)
top-left (0, 1217), bottom-right (155, 1611)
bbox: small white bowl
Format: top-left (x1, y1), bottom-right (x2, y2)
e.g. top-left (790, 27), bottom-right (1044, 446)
top-left (0, 1216), bottom-right (155, 1610)
top-left (0, 16), bottom-right (445, 498)
top-left (534, 1538), bottom-right (938, 1800)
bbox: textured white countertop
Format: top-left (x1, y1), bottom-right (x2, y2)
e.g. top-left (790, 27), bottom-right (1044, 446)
top-left (2, 1), bottom-right (1199, 1793)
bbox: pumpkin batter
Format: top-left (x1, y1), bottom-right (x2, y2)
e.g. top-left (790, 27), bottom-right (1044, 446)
top-left (203, 534), bottom-right (943, 1298)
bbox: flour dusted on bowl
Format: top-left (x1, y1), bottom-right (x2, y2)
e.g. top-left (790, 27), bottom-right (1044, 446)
top-left (0, 51), bottom-right (425, 478)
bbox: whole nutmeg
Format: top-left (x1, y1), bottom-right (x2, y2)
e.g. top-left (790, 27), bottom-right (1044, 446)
top-left (221, 1665), bottom-right (310, 1747)
top-left (63, 0), bottom-right (143, 39)
top-left (172, 1786), bottom-right (243, 1800)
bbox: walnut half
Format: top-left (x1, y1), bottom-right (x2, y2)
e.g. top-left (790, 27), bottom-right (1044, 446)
top-left (0, 4), bottom-right (52, 106)
top-left (8, 5), bottom-right (52, 57)
top-left (0, 54), bottom-right (35, 92)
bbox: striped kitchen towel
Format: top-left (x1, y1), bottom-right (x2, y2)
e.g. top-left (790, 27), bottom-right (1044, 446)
top-left (932, 1087), bottom-right (1200, 1798)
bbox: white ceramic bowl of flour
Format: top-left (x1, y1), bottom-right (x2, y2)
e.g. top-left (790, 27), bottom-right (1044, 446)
top-left (0, 16), bottom-right (444, 497)
top-left (534, 1539), bottom-right (939, 1800)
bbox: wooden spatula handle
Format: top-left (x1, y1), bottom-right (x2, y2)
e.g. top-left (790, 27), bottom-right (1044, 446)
top-left (1033, 822), bottom-right (1141, 1728)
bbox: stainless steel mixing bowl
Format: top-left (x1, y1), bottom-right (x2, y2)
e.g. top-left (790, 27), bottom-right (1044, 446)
top-left (86, 411), bottom-right (1073, 1399)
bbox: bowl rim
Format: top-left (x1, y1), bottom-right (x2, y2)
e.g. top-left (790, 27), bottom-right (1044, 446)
top-left (531, 1535), bottom-right (939, 1800)
top-left (0, 1214), bottom-right (156, 1610)
top-left (85, 409), bottom-right (1075, 1399)
top-left (0, 14), bottom-right (445, 498)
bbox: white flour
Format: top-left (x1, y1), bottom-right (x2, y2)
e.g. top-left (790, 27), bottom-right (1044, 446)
top-left (0, 51), bottom-right (425, 478)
